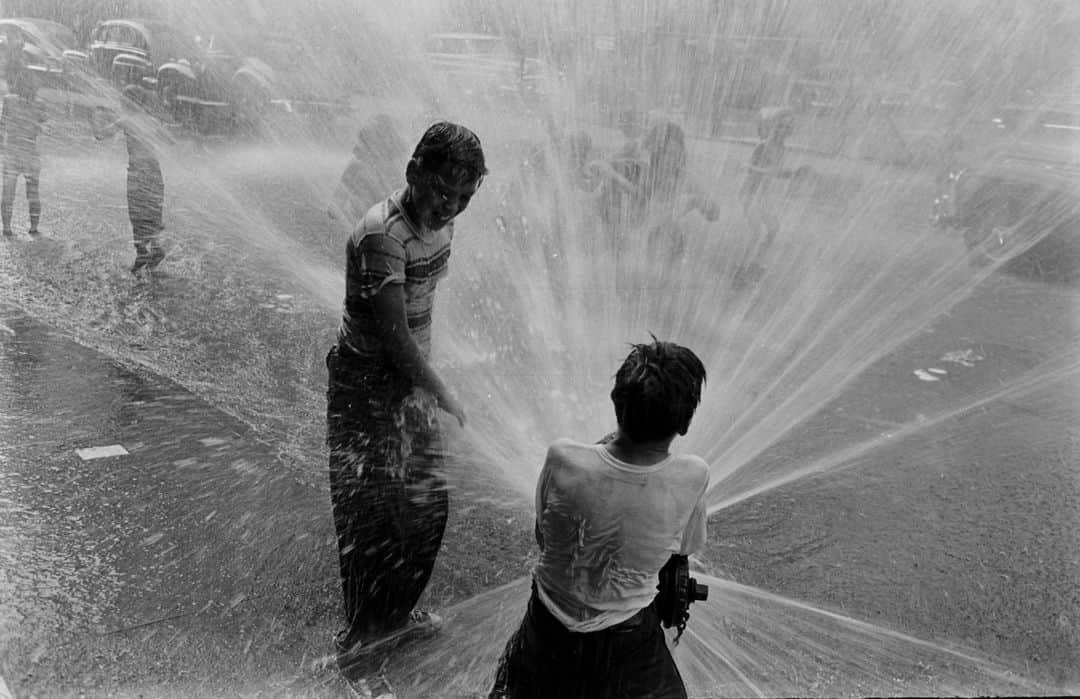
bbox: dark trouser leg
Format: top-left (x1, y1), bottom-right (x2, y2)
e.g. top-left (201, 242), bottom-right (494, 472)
top-left (128, 168), bottom-right (164, 269)
top-left (25, 172), bottom-right (39, 231)
top-left (326, 348), bottom-right (447, 642)
top-left (391, 431), bottom-right (448, 628)
top-left (492, 587), bottom-right (688, 699)
top-left (2, 170), bottom-right (17, 232)
top-left (129, 217), bottom-right (154, 270)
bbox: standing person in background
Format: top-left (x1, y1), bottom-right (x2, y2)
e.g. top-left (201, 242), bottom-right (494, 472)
top-left (737, 106), bottom-right (809, 285)
top-left (326, 122), bottom-right (487, 678)
top-left (1, 68), bottom-right (45, 237)
top-left (491, 337), bottom-right (710, 699)
top-left (328, 113), bottom-right (409, 232)
top-left (594, 118), bottom-right (719, 262)
top-left (93, 84), bottom-right (167, 274)
top-left (2, 27), bottom-right (25, 90)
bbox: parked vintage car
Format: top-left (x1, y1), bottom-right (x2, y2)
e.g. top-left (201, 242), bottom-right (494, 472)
top-left (932, 102), bottom-right (1080, 282)
top-left (423, 32), bottom-right (546, 103)
top-left (195, 31), bottom-right (353, 134)
top-left (88, 18), bottom-right (232, 131)
top-left (0, 18), bottom-right (89, 92)
top-left (89, 18), bottom-right (199, 87)
top-left (89, 19), bottom-right (352, 136)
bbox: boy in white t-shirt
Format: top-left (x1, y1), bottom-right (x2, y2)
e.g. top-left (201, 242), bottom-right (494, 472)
top-left (491, 338), bottom-right (710, 699)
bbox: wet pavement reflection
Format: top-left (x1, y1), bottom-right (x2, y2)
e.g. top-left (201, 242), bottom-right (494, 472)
top-left (0, 308), bottom-right (342, 695)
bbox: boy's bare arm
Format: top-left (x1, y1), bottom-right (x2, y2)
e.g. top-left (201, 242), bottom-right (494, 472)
top-left (588, 158), bottom-right (638, 193)
top-left (370, 284), bottom-right (466, 426)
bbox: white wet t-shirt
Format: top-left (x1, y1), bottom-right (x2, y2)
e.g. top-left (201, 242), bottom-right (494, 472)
top-left (532, 438), bottom-right (709, 632)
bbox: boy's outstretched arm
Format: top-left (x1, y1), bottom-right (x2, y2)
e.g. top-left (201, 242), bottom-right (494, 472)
top-left (587, 158), bottom-right (638, 194)
top-left (370, 282), bottom-right (466, 427)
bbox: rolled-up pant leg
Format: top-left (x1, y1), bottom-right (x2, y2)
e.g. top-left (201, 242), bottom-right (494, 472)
top-left (128, 165), bottom-right (164, 264)
top-left (326, 347), bottom-right (447, 643)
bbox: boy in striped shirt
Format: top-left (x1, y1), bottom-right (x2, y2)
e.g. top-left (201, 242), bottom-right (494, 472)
top-left (327, 122), bottom-right (486, 676)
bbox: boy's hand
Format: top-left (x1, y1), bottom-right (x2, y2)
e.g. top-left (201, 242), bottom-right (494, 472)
top-left (439, 392), bottom-right (467, 428)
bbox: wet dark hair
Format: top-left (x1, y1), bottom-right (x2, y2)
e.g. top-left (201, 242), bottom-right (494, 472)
top-left (410, 121), bottom-right (488, 183)
top-left (611, 337), bottom-right (706, 442)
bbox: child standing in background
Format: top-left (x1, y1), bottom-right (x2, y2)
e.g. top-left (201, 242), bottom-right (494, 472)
top-left (737, 106), bottom-right (809, 283)
top-left (328, 113), bottom-right (409, 232)
top-left (1, 68), bottom-right (45, 237)
top-left (93, 84), bottom-right (167, 274)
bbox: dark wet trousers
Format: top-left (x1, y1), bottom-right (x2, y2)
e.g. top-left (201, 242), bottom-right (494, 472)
top-left (326, 345), bottom-right (448, 645)
top-left (127, 164), bottom-right (164, 268)
top-left (490, 582), bottom-right (688, 699)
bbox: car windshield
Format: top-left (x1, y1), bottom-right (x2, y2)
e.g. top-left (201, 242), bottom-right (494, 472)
top-left (32, 21), bottom-right (76, 50)
top-left (1, 20), bottom-right (75, 52)
top-left (252, 36), bottom-right (308, 67)
top-left (142, 22), bottom-right (200, 62)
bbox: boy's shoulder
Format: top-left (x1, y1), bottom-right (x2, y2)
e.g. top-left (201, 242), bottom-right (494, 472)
top-left (353, 196), bottom-right (401, 239)
top-left (666, 453), bottom-right (710, 492)
top-left (547, 436), bottom-right (591, 458)
top-left (679, 452), bottom-right (710, 478)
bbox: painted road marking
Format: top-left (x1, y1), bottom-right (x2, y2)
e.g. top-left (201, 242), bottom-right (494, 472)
top-left (75, 444), bottom-right (130, 460)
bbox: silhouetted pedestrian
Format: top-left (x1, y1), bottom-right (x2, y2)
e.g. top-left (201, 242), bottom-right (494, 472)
top-left (1, 68), bottom-right (45, 237)
top-left (93, 84), bottom-right (167, 274)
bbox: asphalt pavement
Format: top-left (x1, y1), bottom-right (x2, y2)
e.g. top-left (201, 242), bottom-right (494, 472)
top-left (0, 307), bottom-right (348, 697)
top-left (0, 119), bottom-right (1078, 697)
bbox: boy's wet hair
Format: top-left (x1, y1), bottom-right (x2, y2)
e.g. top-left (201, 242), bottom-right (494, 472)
top-left (411, 121), bottom-right (488, 183)
top-left (611, 338), bottom-right (707, 442)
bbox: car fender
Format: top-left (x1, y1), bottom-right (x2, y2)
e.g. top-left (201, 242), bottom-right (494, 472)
top-left (232, 58), bottom-right (275, 92)
top-left (157, 60), bottom-right (197, 83)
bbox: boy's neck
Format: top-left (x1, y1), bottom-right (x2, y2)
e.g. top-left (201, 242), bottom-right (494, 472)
top-left (604, 431), bottom-right (676, 466)
top-left (398, 186), bottom-right (426, 235)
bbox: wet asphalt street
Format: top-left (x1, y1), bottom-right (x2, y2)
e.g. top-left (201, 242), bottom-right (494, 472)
top-left (0, 308), bottom-right (347, 697)
top-left (0, 125), bottom-right (1077, 697)
top-left (3, 266), bottom-right (1079, 699)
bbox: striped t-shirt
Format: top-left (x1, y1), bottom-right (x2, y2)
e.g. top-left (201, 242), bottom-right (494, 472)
top-left (337, 190), bottom-right (452, 362)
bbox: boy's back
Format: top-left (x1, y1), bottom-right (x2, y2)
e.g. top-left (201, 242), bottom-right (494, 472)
top-left (533, 437), bottom-right (709, 632)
